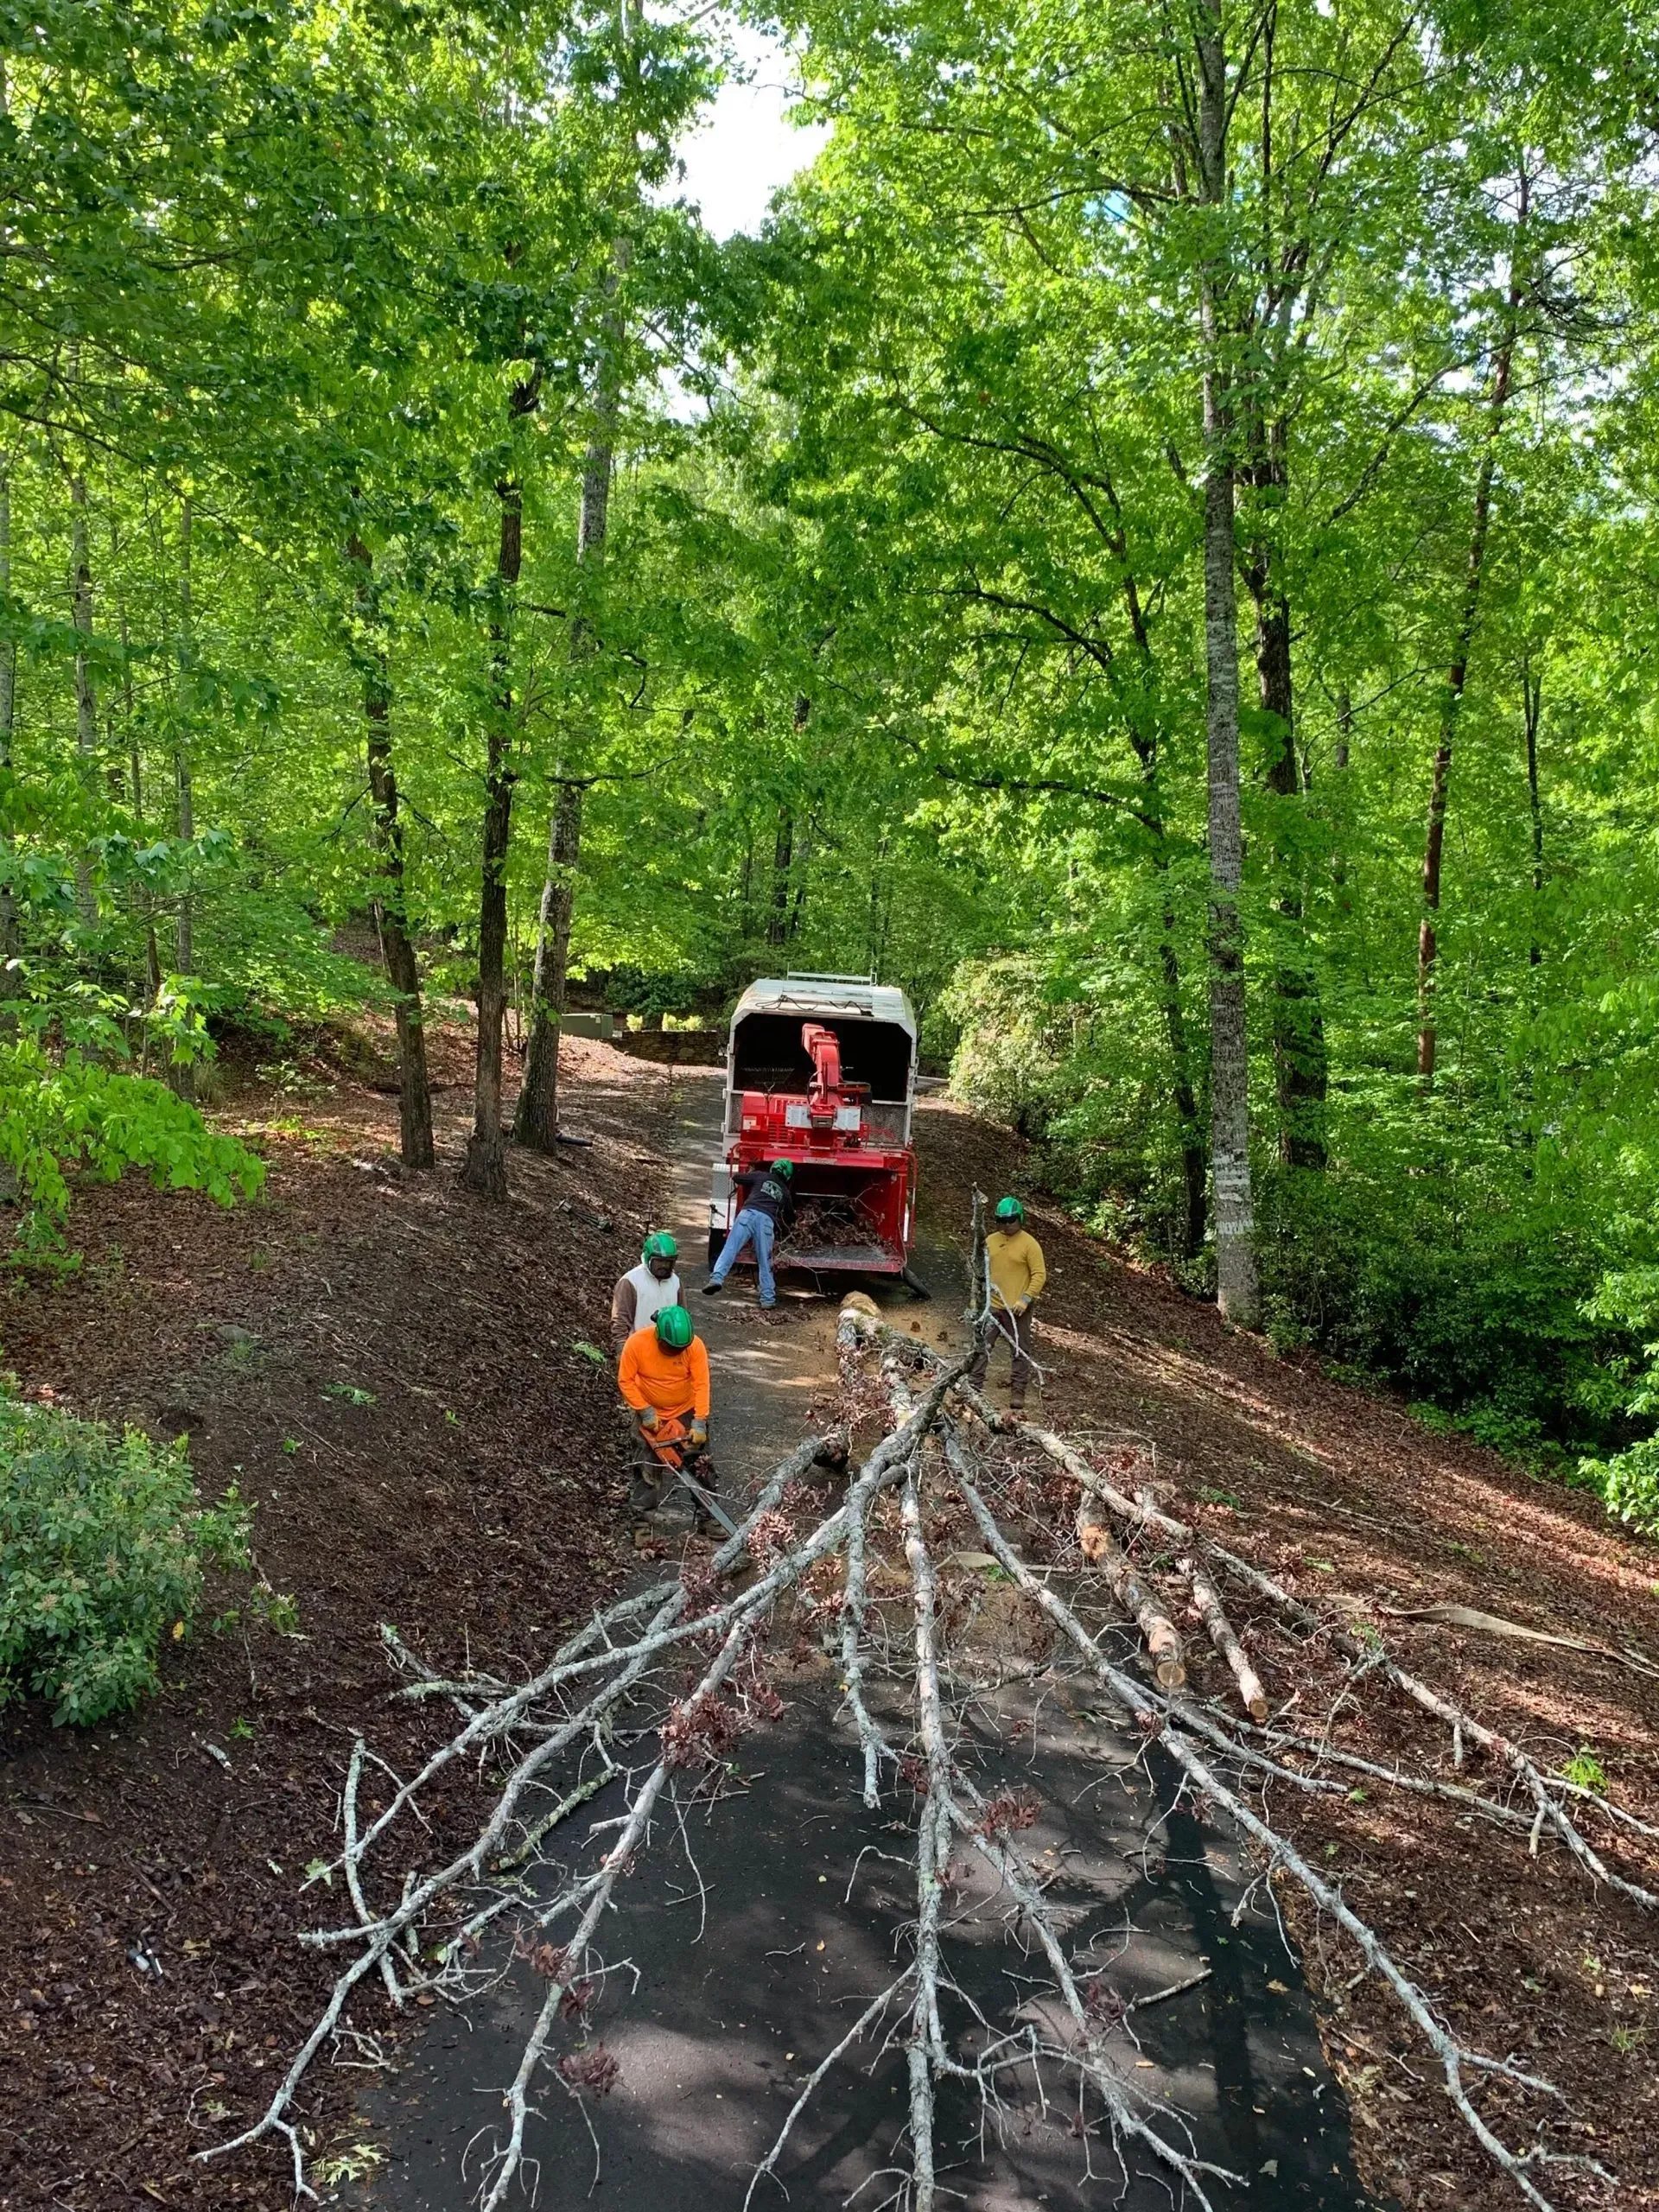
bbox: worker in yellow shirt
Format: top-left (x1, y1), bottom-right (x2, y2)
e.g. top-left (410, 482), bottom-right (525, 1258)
top-left (969, 1194), bottom-right (1046, 1414)
top-left (617, 1304), bottom-right (716, 1547)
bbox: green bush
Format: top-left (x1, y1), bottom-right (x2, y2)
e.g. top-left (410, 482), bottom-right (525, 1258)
top-left (0, 1395), bottom-right (250, 1725)
top-left (1575, 1269), bottom-right (1659, 1534)
top-left (0, 1035), bottom-right (264, 1255)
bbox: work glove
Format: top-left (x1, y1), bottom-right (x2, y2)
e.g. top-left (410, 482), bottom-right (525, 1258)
top-left (635, 1407), bottom-right (660, 1433)
top-left (686, 1419), bottom-right (709, 1453)
top-left (1014, 1298), bottom-right (1032, 1315)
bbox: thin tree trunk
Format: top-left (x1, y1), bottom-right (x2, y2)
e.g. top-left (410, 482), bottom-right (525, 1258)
top-left (1332, 685), bottom-right (1353, 916)
top-left (1417, 184), bottom-right (1526, 1083)
top-left (514, 776), bottom-right (582, 1148)
top-left (170, 498), bottom-right (196, 1100)
top-left (120, 600), bottom-right (162, 1012)
top-left (789, 815), bottom-right (810, 940)
top-left (767, 806), bottom-right (793, 948)
top-left (516, 239), bottom-right (629, 1153)
top-left (462, 372), bottom-right (540, 1197)
top-left (1248, 563), bottom-right (1328, 1168)
top-left (462, 486), bottom-right (524, 1195)
top-left (1522, 658), bottom-right (1543, 972)
top-left (1195, 2), bottom-right (1259, 1326)
top-left (0, 456), bottom-right (19, 1010)
top-left (349, 537), bottom-right (435, 1169)
top-left (70, 468), bottom-right (99, 927)
top-left (1157, 910), bottom-right (1207, 1258)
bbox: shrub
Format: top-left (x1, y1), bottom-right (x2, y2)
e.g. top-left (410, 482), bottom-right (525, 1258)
top-left (1575, 1268), bottom-right (1659, 1534)
top-left (0, 1036), bottom-right (264, 1255)
top-left (0, 1394), bottom-right (250, 1725)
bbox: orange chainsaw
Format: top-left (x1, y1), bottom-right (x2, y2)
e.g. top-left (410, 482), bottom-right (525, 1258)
top-left (637, 1414), bottom-right (737, 1535)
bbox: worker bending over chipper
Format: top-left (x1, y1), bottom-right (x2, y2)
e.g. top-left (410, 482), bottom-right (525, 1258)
top-left (702, 1158), bottom-right (795, 1311)
top-left (616, 1303), bottom-right (722, 1548)
top-left (968, 1195), bottom-right (1046, 1414)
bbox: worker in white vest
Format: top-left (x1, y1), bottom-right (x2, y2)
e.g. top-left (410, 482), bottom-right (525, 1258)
top-left (611, 1232), bottom-right (683, 1353)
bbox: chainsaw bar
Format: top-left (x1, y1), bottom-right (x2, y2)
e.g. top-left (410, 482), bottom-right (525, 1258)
top-left (672, 1465), bottom-right (739, 1536)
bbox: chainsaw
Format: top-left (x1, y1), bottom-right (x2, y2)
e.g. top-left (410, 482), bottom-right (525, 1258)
top-left (638, 1413), bottom-right (738, 1536)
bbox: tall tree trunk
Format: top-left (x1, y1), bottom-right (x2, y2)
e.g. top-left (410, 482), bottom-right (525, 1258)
top-left (1332, 685), bottom-right (1353, 917)
top-left (0, 456), bottom-right (19, 1011)
top-left (1195, 3), bottom-right (1259, 1326)
top-left (1095, 478), bottom-right (1205, 1259)
top-left (69, 468), bottom-right (99, 927)
top-left (461, 370), bottom-right (540, 1196)
top-left (349, 537), bottom-right (435, 1169)
top-left (1417, 185), bottom-right (1526, 1083)
top-left (1522, 658), bottom-right (1543, 973)
top-left (462, 480), bottom-right (524, 1196)
top-left (119, 600), bottom-right (162, 1013)
top-left (514, 776), bottom-right (582, 1147)
top-left (767, 806), bottom-right (793, 948)
top-left (1248, 563), bottom-right (1328, 1167)
top-left (516, 241), bottom-right (630, 1153)
top-left (1156, 904), bottom-right (1207, 1259)
top-left (789, 815), bottom-right (810, 940)
top-left (170, 499), bottom-right (196, 1100)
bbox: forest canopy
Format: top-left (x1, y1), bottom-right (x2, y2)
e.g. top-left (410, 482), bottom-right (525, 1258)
top-left (5, 0), bottom-right (1659, 1528)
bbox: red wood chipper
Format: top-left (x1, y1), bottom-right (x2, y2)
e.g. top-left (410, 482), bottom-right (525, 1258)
top-left (708, 974), bottom-right (925, 1291)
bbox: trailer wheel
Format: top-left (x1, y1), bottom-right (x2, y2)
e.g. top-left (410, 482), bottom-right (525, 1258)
top-left (708, 1225), bottom-right (725, 1271)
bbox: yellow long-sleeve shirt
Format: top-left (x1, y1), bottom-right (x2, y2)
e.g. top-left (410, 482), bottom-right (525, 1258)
top-left (617, 1325), bottom-right (711, 1421)
top-left (986, 1227), bottom-right (1046, 1313)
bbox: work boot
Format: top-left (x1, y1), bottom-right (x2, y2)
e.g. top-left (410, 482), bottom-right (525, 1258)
top-left (701, 1279), bottom-right (723, 1296)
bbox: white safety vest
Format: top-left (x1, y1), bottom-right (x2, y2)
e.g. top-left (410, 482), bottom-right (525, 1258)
top-left (623, 1262), bottom-right (682, 1331)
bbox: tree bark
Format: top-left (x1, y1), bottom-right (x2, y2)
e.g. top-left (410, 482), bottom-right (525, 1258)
top-left (1416, 182), bottom-right (1526, 1083)
top-left (513, 775), bottom-right (582, 1148)
top-left (1085, 475), bottom-right (1205, 1259)
top-left (171, 498), bottom-right (195, 1100)
top-left (119, 599), bottom-right (163, 1014)
top-left (1195, 1), bottom-right (1259, 1326)
top-left (767, 807), bottom-right (793, 947)
top-left (1332, 685), bottom-right (1353, 917)
top-left (516, 239), bottom-right (629, 1153)
top-left (349, 537), bottom-right (435, 1170)
top-left (1522, 658), bottom-right (1543, 973)
top-left (462, 484), bottom-right (524, 1195)
top-left (0, 456), bottom-right (19, 1010)
top-left (1248, 561), bottom-right (1327, 1167)
top-left (69, 469), bottom-right (99, 927)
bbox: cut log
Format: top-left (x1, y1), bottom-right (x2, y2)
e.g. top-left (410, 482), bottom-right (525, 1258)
top-left (1077, 1504), bottom-right (1185, 1690)
top-left (1184, 1557), bottom-right (1268, 1721)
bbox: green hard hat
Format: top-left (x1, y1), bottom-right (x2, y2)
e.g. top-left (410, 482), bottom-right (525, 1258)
top-left (770, 1159), bottom-right (794, 1179)
top-left (642, 1231), bottom-right (678, 1262)
top-left (655, 1303), bottom-right (694, 1351)
top-left (995, 1195), bottom-right (1024, 1224)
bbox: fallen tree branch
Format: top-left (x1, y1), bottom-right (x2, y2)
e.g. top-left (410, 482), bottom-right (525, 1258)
top-left (953, 1465), bottom-right (1577, 2212)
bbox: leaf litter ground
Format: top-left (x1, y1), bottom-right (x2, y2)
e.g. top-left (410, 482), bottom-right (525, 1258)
top-left (0, 1039), bottom-right (1655, 2212)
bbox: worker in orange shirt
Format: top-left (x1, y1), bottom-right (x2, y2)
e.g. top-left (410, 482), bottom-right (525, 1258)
top-left (617, 1304), bottom-right (715, 1547)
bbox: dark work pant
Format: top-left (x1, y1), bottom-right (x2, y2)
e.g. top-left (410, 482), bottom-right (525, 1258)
top-left (968, 1306), bottom-right (1034, 1405)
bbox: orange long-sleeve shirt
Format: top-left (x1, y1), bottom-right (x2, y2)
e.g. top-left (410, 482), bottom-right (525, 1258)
top-left (617, 1325), bottom-right (711, 1421)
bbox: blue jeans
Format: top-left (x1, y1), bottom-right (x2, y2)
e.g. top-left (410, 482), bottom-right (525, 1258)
top-left (710, 1207), bottom-right (777, 1306)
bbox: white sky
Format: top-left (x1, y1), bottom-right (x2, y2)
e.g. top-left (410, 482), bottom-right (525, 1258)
top-left (674, 22), bottom-right (830, 239)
